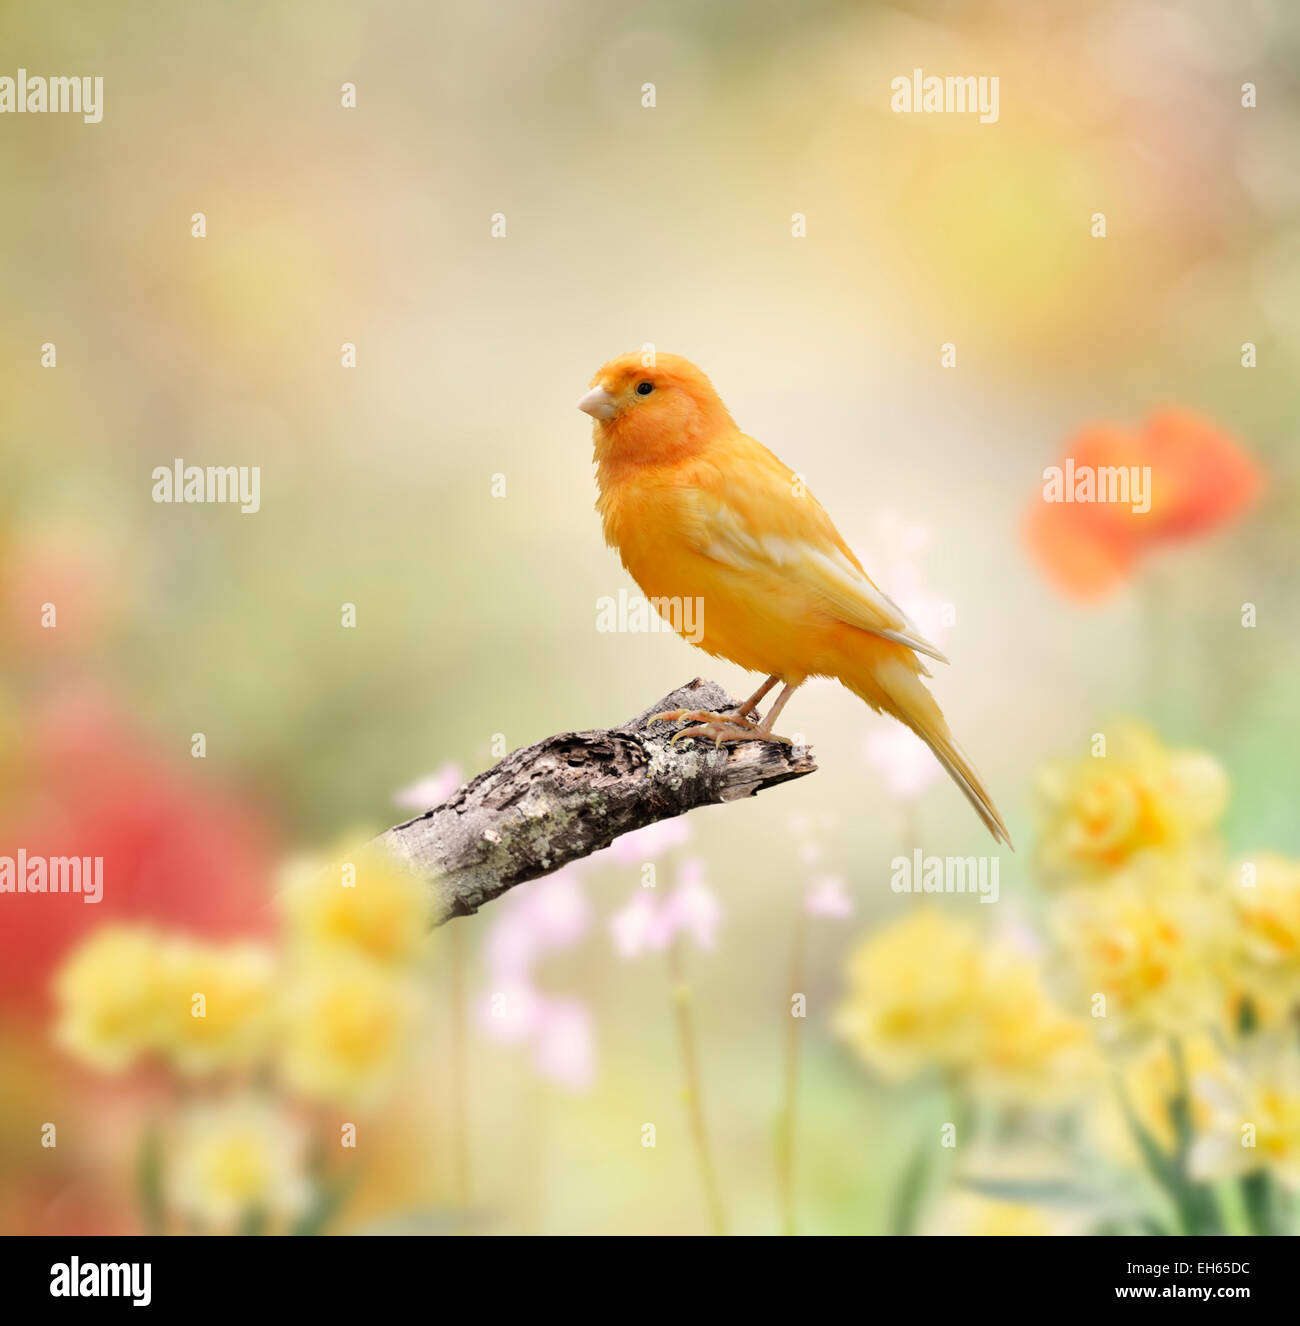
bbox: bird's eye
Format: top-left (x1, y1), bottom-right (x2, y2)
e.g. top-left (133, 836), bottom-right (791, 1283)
top-left (635, 381), bottom-right (654, 396)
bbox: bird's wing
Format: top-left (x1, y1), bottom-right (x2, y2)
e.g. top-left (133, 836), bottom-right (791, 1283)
top-left (682, 439), bottom-right (949, 664)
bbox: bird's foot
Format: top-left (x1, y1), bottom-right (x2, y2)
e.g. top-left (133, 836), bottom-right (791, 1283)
top-left (651, 709), bottom-right (791, 749)
top-left (652, 708), bottom-right (757, 741)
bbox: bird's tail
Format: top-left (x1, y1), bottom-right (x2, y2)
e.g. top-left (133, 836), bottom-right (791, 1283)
top-left (837, 636), bottom-right (1013, 849)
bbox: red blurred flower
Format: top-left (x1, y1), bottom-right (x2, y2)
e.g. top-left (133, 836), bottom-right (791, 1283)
top-left (1025, 411), bottom-right (1264, 599)
top-left (0, 689), bottom-right (275, 1015)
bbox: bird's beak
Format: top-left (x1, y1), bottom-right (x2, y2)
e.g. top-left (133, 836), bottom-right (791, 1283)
top-left (577, 384), bottom-right (617, 420)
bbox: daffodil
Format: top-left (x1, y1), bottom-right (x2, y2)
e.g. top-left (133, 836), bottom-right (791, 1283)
top-left (969, 949), bottom-right (1101, 1102)
top-left (1190, 1041), bottom-right (1300, 1191)
top-left (835, 909), bottom-right (1095, 1101)
top-left (278, 839), bottom-right (429, 967)
top-left (1035, 723), bottom-right (1227, 882)
top-left (279, 951), bottom-right (420, 1105)
top-left (1052, 861), bottom-right (1228, 1038)
top-left (1091, 1033), bottom-right (1226, 1164)
top-left (1227, 854), bottom-right (1300, 1007)
top-left (155, 937), bottom-right (276, 1075)
top-left (168, 1095), bottom-right (311, 1228)
top-left (836, 909), bottom-right (987, 1082)
top-left (52, 926), bottom-right (169, 1072)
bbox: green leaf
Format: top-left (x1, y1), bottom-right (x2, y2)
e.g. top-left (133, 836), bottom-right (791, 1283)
top-left (1115, 1085), bottom-right (1179, 1191)
top-left (1167, 1044), bottom-right (1224, 1235)
top-left (1113, 1068), bottom-right (1222, 1235)
top-left (889, 1134), bottom-right (934, 1237)
top-left (1240, 1170), bottom-right (1277, 1238)
top-left (1090, 1215), bottom-right (1171, 1237)
top-left (960, 1176), bottom-right (1102, 1207)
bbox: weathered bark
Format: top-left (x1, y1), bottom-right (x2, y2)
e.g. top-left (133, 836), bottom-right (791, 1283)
top-left (377, 678), bottom-right (817, 927)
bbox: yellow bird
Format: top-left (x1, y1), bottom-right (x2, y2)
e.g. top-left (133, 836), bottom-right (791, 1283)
top-left (579, 352), bottom-right (1011, 847)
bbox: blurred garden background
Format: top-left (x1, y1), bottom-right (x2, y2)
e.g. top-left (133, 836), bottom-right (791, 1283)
top-left (2, 0), bottom-right (1299, 1235)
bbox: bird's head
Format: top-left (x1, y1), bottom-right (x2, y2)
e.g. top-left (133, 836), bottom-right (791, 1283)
top-left (578, 352), bottom-right (733, 463)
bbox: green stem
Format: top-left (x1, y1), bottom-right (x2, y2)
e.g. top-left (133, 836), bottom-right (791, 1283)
top-left (1240, 1170), bottom-right (1277, 1237)
top-left (449, 922), bottom-right (471, 1213)
top-left (776, 905), bottom-right (808, 1235)
top-left (1167, 1038), bottom-right (1222, 1234)
top-left (669, 940), bottom-right (727, 1235)
top-left (1112, 1048), bottom-right (1222, 1235)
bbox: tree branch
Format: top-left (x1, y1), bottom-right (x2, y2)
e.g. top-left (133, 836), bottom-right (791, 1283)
top-left (376, 678), bottom-right (817, 927)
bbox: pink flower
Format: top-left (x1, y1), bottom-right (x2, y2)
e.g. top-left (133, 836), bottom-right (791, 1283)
top-left (864, 723), bottom-right (941, 799)
top-left (518, 869), bottom-right (591, 950)
top-left (609, 859), bottom-right (723, 957)
top-left (662, 858), bottom-right (722, 950)
top-left (476, 870), bottom-right (598, 1087)
top-left (393, 762), bottom-right (463, 811)
top-left (483, 912), bottom-right (540, 978)
top-left (476, 979), bottom-right (544, 1044)
top-left (531, 997), bottom-right (595, 1091)
top-left (609, 890), bottom-right (670, 958)
top-left (604, 818), bottom-right (691, 866)
top-left (804, 875), bottom-right (853, 920)
top-left (481, 868), bottom-right (591, 977)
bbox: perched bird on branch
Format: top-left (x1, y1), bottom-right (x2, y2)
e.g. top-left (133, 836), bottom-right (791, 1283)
top-left (579, 352), bottom-right (1011, 847)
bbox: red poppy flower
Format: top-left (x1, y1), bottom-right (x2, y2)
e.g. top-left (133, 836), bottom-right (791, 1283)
top-left (1026, 412), bottom-right (1264, 600)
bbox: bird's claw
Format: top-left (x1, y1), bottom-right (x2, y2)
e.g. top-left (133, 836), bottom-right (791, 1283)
top-left (651, 707), bottom-right (758, 727)
top-left (652, 708), bottom-right (756, 743)
top-left (675, 722), bottom-right (793, 749)
top-left (652, 709), bottom-right (791, 749)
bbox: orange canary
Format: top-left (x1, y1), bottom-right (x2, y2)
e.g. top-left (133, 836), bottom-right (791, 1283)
top-left (579, 352), bottom-right (1011, 846)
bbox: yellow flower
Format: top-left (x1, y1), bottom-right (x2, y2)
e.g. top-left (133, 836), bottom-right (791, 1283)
top-left (971, 950), bottom-right (1101, 1102)
top-left (1227, 854), bottom-right (1300, 1005)
top-left (1052, 852), bottom-right (1230, 1039)
top-left (279, 839), bottom-right (429, 967)
top-left (923, 1190), bottom-right (1072, 1236)
top-left (1190, 1042), bottom-right (1300, 1191)
top-left (1054, 865), bottom-right (1229, 1039)
top-left (168, 1096), bottom-right (311, 1228)
top-left (279, 951), bottom-right (420, 1105)
top-left (1094, 1033), bottom-right (1225, 1162)
top-left (1035, 723), bottom-right (1227, 882)
top-left (155, 937), bottom-right (277, 1075)
top-left (52, 926), bottom-right (168, 1071)
top-left (835, 909), bottom-right (1095, 1100)
top-left (836, 910), bottom-right (986, 1082)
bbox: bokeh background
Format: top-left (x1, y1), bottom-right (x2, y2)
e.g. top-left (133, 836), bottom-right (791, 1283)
top-left (2, 0), bottom-right (1299, 1235)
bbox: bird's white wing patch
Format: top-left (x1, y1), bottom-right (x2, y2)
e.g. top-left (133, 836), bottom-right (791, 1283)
top-left (694, 500), bottom-right (949, 664)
